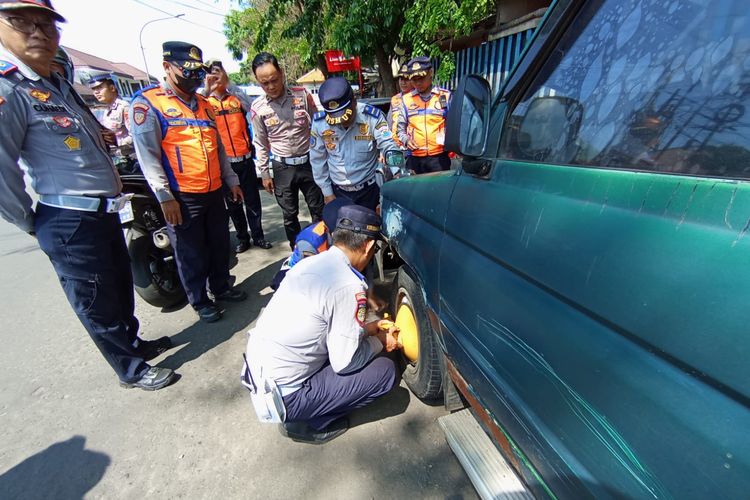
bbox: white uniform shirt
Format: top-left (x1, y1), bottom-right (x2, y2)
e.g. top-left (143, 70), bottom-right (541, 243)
top-left (245, 246), bottom-right (382, 395)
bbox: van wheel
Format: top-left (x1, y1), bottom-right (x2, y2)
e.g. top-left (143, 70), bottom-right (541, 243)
top-left (394, 267), bottom-right (442, 400)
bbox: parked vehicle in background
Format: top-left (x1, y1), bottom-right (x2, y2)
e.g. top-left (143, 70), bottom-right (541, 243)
top-left (381, 0), bottom-right (750, 498)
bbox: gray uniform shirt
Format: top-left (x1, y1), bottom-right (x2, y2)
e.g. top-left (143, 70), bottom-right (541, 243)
top-left (0, 46), bottom-right (121, 233)
top-left (245, 246), bottom-right (382, 395)
top-left (309, 103), bottom-right (398, 197)
top-left (129, 81), bottom-right (238, 203)
top-left (250, 86), bottom-right (316, 180)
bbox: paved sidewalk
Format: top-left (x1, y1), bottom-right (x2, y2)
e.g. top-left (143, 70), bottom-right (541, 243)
top-left (0, 191), bottom-right (477, 500)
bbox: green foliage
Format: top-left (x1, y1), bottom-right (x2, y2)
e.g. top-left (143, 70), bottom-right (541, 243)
top-left (401, 0), bottom-right (494, 81)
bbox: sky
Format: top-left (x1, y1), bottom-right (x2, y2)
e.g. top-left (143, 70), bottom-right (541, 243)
top-left (55, 0), bottom-right (242, 78)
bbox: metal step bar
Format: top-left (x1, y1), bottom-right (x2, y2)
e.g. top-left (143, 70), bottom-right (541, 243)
top-left (438, 409), bottom-right (534, 500)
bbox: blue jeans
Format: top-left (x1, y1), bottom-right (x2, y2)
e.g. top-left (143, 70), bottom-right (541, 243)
top-left (283, 356), bottom-right (397, 430)
top-left (35, 204), bottom-right (149, 383)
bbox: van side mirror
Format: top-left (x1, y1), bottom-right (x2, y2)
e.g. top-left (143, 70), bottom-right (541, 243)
top-left (445, 75), bottom-right (492, 158)
top-left (384, 150), bottom-right (405, 167)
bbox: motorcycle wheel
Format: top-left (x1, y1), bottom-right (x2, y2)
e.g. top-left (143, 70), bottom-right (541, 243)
top-left (127, 230), bottom-right (186, 308)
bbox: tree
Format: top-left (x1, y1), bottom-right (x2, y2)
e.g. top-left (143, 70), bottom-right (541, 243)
top-left (400, 0), bottom-right (494, 82)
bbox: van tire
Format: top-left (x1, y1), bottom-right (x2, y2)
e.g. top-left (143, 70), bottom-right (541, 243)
top-left (395, 267), bottom-right (443, 400)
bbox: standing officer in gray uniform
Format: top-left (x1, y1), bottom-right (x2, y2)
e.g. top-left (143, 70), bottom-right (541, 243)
top-left (310, 77), bottom-right (399, 211)
top-left (87, 72), bottom-right (133, 158)
top-left (0, 0), bottom-right (175, 391)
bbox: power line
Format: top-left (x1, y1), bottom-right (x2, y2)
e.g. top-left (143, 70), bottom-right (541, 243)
top-left (163, 0), bottom-right (226, 17)
top-left (132, 0), bottom-right (224, 34)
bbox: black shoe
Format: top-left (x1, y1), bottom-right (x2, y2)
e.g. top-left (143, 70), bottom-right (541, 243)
top-left (278, 417), bottom-right (349, 444)
top-left (139, 336), bottom-right (173, 361)
top-left (253, 239), bottom-right (272, 249)
top-left (215, 288), bottom-right (247, 302)
top-left (197, 304), bottom-right (222, 322)
top-left (120, 366), bottom-right (176, 391)
top-left (235, 240), bottom-right (251, 253)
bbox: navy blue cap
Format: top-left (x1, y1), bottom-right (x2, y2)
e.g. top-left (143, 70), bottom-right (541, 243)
top-left (397, 63), bottom-right (411, 78)
top-left (162, 41), bottom-right (204, 70)
top-left (336, 205), bottom-right (384, 240)
top-left (87, 72), bottom-right (114, 88)
top-left (406, 56), bottom-right (432, 77)
top-left (0, 0), bottom-right (65, 22)
top-left (322, 197), bottom-right (354, 232)
top-left (319, 77), bottom-right (355, 124)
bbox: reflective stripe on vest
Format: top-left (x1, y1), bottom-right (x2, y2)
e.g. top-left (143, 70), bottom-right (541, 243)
top-left (402, 90), bottom-right (449, 157)
top-left (208, 94), bottom-right (252, 159)
top-left (141, 87), bottom-right (222, 193)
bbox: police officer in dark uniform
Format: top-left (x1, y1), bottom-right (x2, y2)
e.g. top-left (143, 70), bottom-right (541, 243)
top-left (130, 42), bottom-right (247, 323)
top-left (0, 0), bottom-right (175, 391)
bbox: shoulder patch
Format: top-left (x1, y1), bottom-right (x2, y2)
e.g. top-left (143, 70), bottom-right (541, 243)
top-left (362, 104), bottom-right (381, 118)
top-left (354, 291), bottom-right (367, 327)
top-left (0, 60), bottom-right (18, 76)
top-left (313, 111), bottom-right (326, 121)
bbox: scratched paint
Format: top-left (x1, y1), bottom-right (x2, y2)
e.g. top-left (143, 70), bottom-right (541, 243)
top-left (476, 315), bottom-right (671, 500)
top-left (383, 204), bottom-right (404, 239)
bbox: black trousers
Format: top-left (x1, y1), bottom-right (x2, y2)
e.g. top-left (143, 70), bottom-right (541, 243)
top-left (332, 181), bottom-right (380, 211)
top-left (35, 204), bottom-right (149, 383)
top-left (167, 189), bottom-right (231, 309)
top-left (225, 157), bottom-right (265, 243)
top-left (271, 160), bottom-right (324, 247)
top-left (406, 152), bottom-right (451, 174)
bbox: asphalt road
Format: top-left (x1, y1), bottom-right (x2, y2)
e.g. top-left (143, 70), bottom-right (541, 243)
top-left (0, 192), bottom-right (477, 500)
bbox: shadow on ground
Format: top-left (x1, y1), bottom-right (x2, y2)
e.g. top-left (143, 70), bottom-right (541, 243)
top-left (157, 256), bottom-right (285, 372)
top-left (0, 436), bottom-right (110, 500)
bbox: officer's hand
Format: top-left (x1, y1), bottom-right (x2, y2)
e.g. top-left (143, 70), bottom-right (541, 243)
top-left (230, 185), bottom-right (244, 203)
top-left (376, 330), bottom-right (401, 352)
top-left (161, 200), bottom-right (183, 226)
top-left (262, 178), bottom-right (274, 194)
top-left (407, 137), bottom-right (420, 150)
top-left (324, 194), bottom-right (336, 204)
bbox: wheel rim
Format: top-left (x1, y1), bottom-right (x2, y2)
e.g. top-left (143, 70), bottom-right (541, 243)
top-left (396, 294), bottom-right (419, 362)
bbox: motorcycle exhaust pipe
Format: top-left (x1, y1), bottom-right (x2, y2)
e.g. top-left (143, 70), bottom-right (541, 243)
top-left (152, 228), bottom-right (171, 249)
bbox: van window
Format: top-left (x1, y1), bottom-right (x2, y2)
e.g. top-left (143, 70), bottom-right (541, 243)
top-left (500, 0), bottom-right (750, 180)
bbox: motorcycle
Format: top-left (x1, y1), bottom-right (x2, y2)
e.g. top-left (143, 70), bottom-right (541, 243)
top-left (115, 156), bottom-right (186, 309)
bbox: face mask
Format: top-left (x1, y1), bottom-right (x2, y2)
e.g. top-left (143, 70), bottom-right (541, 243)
top-left (173, 72), bottom-right (203, 94)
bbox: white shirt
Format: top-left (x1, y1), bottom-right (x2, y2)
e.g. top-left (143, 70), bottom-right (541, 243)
top-left (245, 246), bottom-right (382, 395)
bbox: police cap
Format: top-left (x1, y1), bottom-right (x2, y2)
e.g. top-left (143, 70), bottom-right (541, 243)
top-left (87, 72), bottom-right (114, 88)
top-left (322, 197), bottom-right (354, 232)
top-left (406, 56), bottom-right (432, 78)
top-left (397, 63), bottom-right (410, 78)
top-left (0, 0), bottom-right (65, 22)
top-left (162, 41), bottom-right (204, 70)
top-left (204, 59), bottom-right (223, 71)
top-left (336, 205), bottom-right (384, 241)
top-left (318, 76), bottom-right (355, 125)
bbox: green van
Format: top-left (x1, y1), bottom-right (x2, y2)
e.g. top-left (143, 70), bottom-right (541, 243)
top-left (381, 0), bottom-right (750, 498)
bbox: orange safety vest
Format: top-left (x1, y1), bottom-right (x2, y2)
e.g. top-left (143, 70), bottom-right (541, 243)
top-left (207, 93), bottom-right (252, 159)
top-left (401, 87), bottom-right (451, 157)
top-left (140, 86), bottom-right (222, 193)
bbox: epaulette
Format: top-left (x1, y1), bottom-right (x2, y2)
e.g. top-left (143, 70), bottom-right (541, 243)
top-left (0, 60), bottom-right (19, 77)
top-left (132, 84), bottom-right (159, 99)
top-left (362, 104), bottom-right (381, 118)
top-left (313, 111), bottom-right (326, 121)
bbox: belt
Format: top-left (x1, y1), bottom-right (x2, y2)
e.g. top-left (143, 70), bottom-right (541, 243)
top-left (229, 152), bottom-right (253, 163)
top-left (335, 176), bottom-right (377, 192)
top-left (274, 154), bottom-right (309, 166)
top-left (39, 194), bottom-right (132, 214)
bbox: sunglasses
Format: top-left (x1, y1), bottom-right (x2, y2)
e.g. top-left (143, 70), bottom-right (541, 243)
top-left (0, 16), bottom-right (59, 38)
top-left (170, 62), bottom-right (206, 79)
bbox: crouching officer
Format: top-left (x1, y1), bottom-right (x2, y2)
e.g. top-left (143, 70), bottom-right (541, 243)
top-left (87, 72), bottom-right (134, 158)
top-left (242, 205), bottom-right (400, 444)
top-left (130, 41), bottom-right (247, 323)
top-left (0, 0), bottom-right (175, 390)
top-left (310, 77), bottom-right (399, 211)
